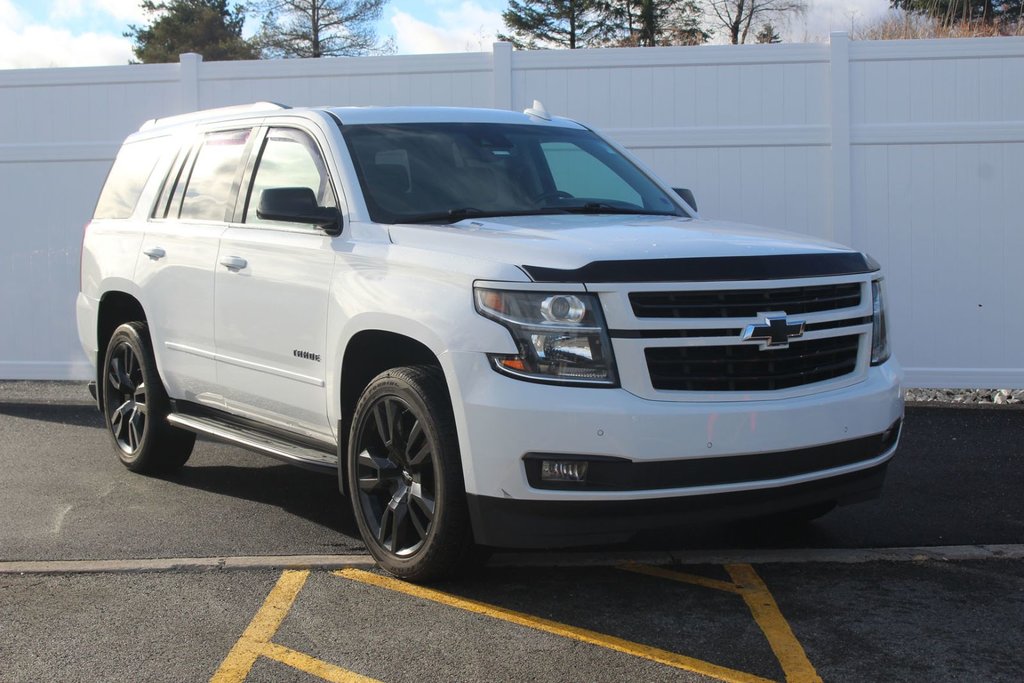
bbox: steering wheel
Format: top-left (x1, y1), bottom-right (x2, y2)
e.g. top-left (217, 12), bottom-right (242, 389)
top-left (533, 190), bottom-right (574, 204)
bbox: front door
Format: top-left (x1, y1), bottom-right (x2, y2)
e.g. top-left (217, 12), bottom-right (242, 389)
top-left (213, 126), bottom-right (339, 440)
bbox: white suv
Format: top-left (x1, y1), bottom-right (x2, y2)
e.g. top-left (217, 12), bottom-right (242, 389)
top-left (77, 102), bottom-right (903, 580)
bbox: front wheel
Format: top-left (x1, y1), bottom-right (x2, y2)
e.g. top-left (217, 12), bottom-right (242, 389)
top-left (347, 366), bottom-right (476, 582)
top-left (101, 322), bottom-right (195, 473)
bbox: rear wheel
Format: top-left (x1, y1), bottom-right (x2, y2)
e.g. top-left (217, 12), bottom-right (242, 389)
top-left (101, 322), bottom-right (195, 473)
top-left (347, 366), bottom-right (476, 582)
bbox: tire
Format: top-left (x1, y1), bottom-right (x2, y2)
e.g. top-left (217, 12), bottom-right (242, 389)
top-left (101, 322), bottom-right (195, 473)
top-left (347, 366), bottom-right (476, 582)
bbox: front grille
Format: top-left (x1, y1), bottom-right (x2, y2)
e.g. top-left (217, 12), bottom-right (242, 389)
top-left (630, 283), bottom-right (862, 319)
top-left (646, 335), bottom-right (860, 392)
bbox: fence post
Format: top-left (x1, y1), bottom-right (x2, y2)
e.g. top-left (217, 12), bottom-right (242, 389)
top-left (492, 42), bottom-right (513, 110)
top-left (179, 52), bottom-right (202, 113)
top-left (829, 32), bottom-right (852, 247)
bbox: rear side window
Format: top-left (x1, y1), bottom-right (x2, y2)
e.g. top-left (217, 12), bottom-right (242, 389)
top-left (93, 137), bottom-right (170, 220)
top-left (179, 129), bottom-right (251, 222)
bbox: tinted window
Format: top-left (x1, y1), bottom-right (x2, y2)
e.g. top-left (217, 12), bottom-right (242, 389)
top-left (152, 145), bottom-right (185, 220)
top-left (541, 142), bottom-right (642, 206)
top-left (245, 128), bottom-right (336, 227)
top-left (93, 136), bottom-right (170, 220)
top-left (341, 123), bottom-right (683, 224)
top-left (179, 129), bottom-right (251, 222)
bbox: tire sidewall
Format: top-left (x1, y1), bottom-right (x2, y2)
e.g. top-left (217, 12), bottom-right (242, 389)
top-left (101, 322), bottom-right (172, 470)
top-left (347, 368), bottom-right (462, 578)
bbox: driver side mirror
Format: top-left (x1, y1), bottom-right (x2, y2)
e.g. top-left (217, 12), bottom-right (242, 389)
top-left (257, 187), bottom-right (342, 236)
top-left (673, 188), bottom-right (698, 212)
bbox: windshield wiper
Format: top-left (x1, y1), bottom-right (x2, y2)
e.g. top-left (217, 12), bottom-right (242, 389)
top-left (402, 207), bottom-right (568, 224)
top-left (560, 202), bottom-right (678, 216)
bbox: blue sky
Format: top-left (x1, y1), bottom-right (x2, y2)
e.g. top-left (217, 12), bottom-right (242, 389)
top-left (0, 0), bottom-right (890, 69)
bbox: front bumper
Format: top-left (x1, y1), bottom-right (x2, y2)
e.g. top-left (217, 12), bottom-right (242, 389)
top-left (443, 351), bottom-right (903, 547)
top-left (468, 460), bottom-right (891, 548)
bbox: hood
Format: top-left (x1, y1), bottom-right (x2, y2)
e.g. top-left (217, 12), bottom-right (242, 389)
top-left (387, 214), bottom-right (867, 282)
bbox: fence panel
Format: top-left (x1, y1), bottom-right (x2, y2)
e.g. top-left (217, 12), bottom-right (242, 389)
top-left (1, 36), bottom-right (1022, 386)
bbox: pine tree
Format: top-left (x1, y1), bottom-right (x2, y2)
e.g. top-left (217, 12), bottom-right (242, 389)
top-left (126, 0), bottom-right (257, 63)
top-left (606, 1), bottom-right (709, 45)
top-left (891, 0), bottom-right (1022, 28)
top-left (499, 0), bottom-right (613, 49)
top-left (755, 22), bottom-right (782, 43)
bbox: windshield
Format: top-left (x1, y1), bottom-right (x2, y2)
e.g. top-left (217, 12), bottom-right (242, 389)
top-left (340, 122), bottom-right (687, 224)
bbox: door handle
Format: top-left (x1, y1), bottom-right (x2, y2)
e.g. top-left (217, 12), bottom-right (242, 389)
top-left (219, 256), bottom-right (248, 271)
top-left (142, 247), bottom-right (166, 260)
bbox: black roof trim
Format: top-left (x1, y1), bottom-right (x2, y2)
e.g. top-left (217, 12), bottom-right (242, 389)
top-left (522, 252), bottom-right (877, 284)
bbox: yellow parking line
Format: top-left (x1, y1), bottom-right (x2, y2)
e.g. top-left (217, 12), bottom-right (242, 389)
top-left (211, 569), bottom-right (310, 683)
top-left (211, 569), bottom-right (382, 683)
top-left (725, 565), bottom-right (822, 683)
top-left (335, 568), bottom-right (774, 683)
top-left (620, 561), bottom-right (745, 595)
top-left (262, 642), bottom-right (380, 683)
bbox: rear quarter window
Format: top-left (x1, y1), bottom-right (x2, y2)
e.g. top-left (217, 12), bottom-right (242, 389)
top-left (93, 137), bottom-right (170, 220)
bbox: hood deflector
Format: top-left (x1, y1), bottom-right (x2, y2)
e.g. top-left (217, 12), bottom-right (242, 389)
top-left (522, 253), bottom-right (877, 284)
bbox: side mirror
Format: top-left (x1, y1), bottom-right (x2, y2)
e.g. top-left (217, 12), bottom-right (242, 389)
top-left (257, 187), bottom-right (342, 236)
top-left (673, 188), bottom-right (698, 212)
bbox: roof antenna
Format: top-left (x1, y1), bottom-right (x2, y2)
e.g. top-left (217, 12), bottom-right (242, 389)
top-left (524, 100), bottom-right (551, 121)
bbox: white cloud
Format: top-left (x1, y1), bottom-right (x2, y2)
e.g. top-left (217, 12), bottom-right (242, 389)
top-left (391, 1), bottom-right (504, 54)
top-left (95, 0), bottom-right (148, 23)
top-left (0, 0), bottom-right (23, 28)
top-left (48, 0), bottom-right (145, 22)
top-left (787, 0), bottom-right (892, 42)
top-left (0, 23), bottom-right (133, 69)
top-left (0, 0), bottom-right (136, 69)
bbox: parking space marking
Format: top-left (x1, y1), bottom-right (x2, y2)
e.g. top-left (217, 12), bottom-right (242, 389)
top-left (335, 567), bottom-right (774, 683)
top-left (210, 569), bottom-right (380, 683)
top-left (725, 565), bottom-right (821, 683)
top-left (621, 562), bottom-right (745, 595)
top-left (211, 564), bottom-right (815, 682)
top-left (623, 563), bottom-right (821, 683)
top-left (259, 642), bottom-right (379, 682)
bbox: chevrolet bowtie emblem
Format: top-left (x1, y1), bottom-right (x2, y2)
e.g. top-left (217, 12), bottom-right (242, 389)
top-left (741, 314), bottom-right (805, 350)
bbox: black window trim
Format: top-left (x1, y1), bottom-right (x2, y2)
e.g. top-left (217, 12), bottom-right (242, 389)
top-left (161, 125), bottom-right (258, 225)
top-left (234, 123), bottom-right (342, 234)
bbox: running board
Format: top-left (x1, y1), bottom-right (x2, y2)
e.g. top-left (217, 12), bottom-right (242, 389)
top-left (167, 413), bottom-right (338, 473)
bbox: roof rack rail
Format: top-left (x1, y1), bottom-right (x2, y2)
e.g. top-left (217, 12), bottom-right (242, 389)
top-left (139, 101), bottom-right (290, 131)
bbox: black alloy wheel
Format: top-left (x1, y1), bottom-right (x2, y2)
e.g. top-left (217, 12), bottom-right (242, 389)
top-left (105, 337), bottom-right (148, 455)
top-left (347, 366), bottom-right (476, 581)
top-left (101, 322), bottom-right (194, 473)
top-left (354, 394), bottom-right (438, 556)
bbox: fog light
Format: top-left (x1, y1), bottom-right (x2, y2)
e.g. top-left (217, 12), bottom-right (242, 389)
top-left (541, 460), bottom-right (588, 482)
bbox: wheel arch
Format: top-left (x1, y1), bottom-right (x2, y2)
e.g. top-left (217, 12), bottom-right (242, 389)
top-left (95, 290), bottom-right (149, 406)
top-left (337, 329), bottom-right (447, 493)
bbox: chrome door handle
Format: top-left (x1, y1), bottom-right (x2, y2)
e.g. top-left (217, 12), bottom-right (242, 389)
top-left (219, 256), bottom-right (248, 271)
top-left (142, 247), bottom-right (166, 260)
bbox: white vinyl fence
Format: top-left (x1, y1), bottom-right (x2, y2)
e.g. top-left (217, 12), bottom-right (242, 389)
top-left (1, 35), bottom-right (1022, 387)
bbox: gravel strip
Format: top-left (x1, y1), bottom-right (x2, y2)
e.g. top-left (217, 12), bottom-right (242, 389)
top-left (905, 388), bottom-right (1024, 405)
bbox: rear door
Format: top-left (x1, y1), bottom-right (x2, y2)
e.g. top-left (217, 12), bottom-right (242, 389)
top-left (136, 127), bottom-right (255, 403)
top-left (213, 124), bottom-right (339, 440)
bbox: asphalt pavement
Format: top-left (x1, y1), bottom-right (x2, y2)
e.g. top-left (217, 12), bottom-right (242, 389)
top-left (2, 382), bottom-right (1022, 561)
top-left (1, 381), bottom-right (1022, 683)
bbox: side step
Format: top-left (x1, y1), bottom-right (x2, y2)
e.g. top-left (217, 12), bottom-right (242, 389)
top-left (167, 413), bottom-right (338, 473)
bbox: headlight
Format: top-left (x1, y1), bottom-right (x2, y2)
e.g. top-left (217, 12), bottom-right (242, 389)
top-left (871, 279), bottom-right (890, 366)
top-left (474, 287), bottom-right (618, 386)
